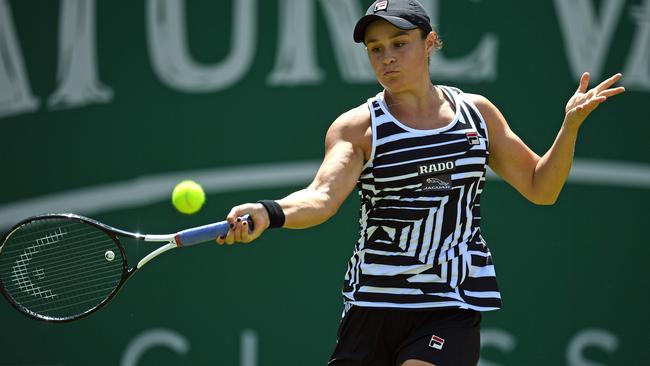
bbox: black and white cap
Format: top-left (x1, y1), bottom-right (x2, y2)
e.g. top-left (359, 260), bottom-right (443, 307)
top-left (353, 0), bottom-right (433, 43)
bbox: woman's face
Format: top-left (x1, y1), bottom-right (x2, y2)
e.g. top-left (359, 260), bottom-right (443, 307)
top-left (364, 19), bottom-right (433, 93)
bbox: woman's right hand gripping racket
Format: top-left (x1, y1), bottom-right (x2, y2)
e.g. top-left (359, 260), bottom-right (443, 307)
top-left (0, 213), bottom-right (251, 323)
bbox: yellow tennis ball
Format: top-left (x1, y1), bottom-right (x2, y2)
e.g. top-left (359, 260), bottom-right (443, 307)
top-left (172, 180), bottom-right (205, 214)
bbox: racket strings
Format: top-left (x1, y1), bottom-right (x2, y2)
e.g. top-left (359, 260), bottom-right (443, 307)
top-left (29, 286), bottom-right (121, 314)
top-left (2, 229), bottom-right (118, 283)
top-left (5, 233), bottom-right (125, 292)
top-left (17, 271), bottom-right (123, 309)
top-left (3, 221), bottom-right (81, 241)
top-left (9, 245), bottom-right (117, 280)
top-left (8, 264), bottom-right (123, 299)
top-left (0, 225), bottom-right (111, 256)
top-left (9, 253), bottom-right (121, 287)
top-left (8, 235), bottom-right (119, 275)
top-left (0, 218), bottom-right (125, 320)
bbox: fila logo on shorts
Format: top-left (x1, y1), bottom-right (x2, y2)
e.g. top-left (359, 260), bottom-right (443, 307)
top-left (466, 132), bottom-right (480, 145)
top-left (429, 334), bottom-right (445, 350)
top-left (375, 1), bottom-right (388, 11)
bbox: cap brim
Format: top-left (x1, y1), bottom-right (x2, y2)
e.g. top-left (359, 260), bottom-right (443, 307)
top-left (353, 14), bottom-right (418, 43)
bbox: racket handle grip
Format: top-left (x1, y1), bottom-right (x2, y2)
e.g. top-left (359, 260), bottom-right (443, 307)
top-left (175, 214), bottom-right (252, 246)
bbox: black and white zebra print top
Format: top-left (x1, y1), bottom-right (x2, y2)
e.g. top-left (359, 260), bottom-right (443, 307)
top-left (341, 86), bottom-right (502, 311)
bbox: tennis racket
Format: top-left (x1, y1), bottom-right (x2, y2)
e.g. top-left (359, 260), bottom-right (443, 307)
top-left (0, 213), bottom-right (250, 323)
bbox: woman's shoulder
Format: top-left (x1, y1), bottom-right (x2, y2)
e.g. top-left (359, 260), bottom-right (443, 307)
top-left (325, 103), bottom-right (372, 154)
top-left (460, 92), bottom-right (501, 118)
top-left (331, 103), bottom-right (371, 133)
top-left (457, 91), bottom-right (490, 107)
top-left (438, 85), bottom-right (494, 111)
top-left (460, 92), bottom-right (509, 134)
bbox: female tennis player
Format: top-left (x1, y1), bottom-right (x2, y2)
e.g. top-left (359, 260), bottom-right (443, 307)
top-left (217, 1), bottom-right (625, 365)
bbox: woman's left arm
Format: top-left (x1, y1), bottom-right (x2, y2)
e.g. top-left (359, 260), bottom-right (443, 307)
top-left (471, 72), bottom-right (625, 205)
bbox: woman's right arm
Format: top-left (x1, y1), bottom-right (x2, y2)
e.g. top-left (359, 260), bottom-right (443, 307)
top-left (217, 105), bottom-right (371, 244)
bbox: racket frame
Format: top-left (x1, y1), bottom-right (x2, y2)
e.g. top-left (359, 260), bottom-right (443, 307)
top-left (0, 213), bottom-right (177, 323)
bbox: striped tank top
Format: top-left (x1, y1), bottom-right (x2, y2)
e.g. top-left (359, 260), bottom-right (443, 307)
top-left (342, 86), bottom-right (502, 311)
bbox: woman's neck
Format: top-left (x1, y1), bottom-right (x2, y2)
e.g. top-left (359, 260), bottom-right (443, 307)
top-left (383, 82), bottom-right (444, 117)
top-left (382, 81), bottom-right (456, 130)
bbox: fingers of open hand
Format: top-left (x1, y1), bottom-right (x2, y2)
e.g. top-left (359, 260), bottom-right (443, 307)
top-left (599, 86), bottom-right (625, 98)
top-left (595, 73), bottom-right (623, 93)
top-left (583, 73), bottom-right (625, 101)
top-left (575, 72), bottom-right (625, 100)
top-left (569, 73), bottom-right (625, 114)
top-left (565, 72), bottom-right (624, 128)
top-left (582, 84), bottom-right (621, 110)
top-left (569, 96), bottom-right (603, 120)
top-left (576, 72), bottom-right (590, 94)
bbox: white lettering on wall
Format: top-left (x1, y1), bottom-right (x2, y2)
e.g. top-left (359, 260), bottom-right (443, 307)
top-left (267, 0), bottom-right (325, 86)
top-left (48, 0), bottom-right (113, 109)
top-left (566, 328), bottom-right (619, 366)
top-left (553, 0), bottom-right (626, 81)
top-left (623, 0), bottom-right (650, 89)
top-left (120, 328), bottom-right (258, 366)
top-left (146, 0), bottom-right (257, 92)
top-left (0, 0), bottom-right (40, 119)
top-left (0, 0), bottom-right (647, 120)
top-left (423, 0), bottom-right (499, 82)
top-left (269, 0), bottom-right (500, 85)
top-left (479, 328), bottom-right (516, 366)
top-left (240, 329), bottom-right (259, 366)
top-left (121, 328), bottom-right (190, 366)
top-left (318, 0), bottom-right (376, 83)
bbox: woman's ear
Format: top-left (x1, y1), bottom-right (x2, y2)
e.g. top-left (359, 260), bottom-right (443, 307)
top-left (426, 31), bottom-right (437, 55)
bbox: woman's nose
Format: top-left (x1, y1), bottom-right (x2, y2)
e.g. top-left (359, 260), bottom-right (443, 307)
top-left (382, 55), bottom-right (396, 65)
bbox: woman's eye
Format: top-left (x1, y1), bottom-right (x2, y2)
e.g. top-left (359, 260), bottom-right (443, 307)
top-left (395, 42), bottom-right (405, 48)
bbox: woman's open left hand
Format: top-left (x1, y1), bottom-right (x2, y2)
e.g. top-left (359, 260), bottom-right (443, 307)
top-left (564, 72), bottom-right (626, 130)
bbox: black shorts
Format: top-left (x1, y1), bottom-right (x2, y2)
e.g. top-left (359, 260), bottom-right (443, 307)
top-left (328, 305), bottom-right (481, 366)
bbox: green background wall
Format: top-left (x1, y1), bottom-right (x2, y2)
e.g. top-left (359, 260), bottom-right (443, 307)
top-left (1, 1), bottom-right (648, 365)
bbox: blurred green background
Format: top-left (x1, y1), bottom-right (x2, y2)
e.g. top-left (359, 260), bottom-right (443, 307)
top-left (1, 0), bottom-right (648, 365)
